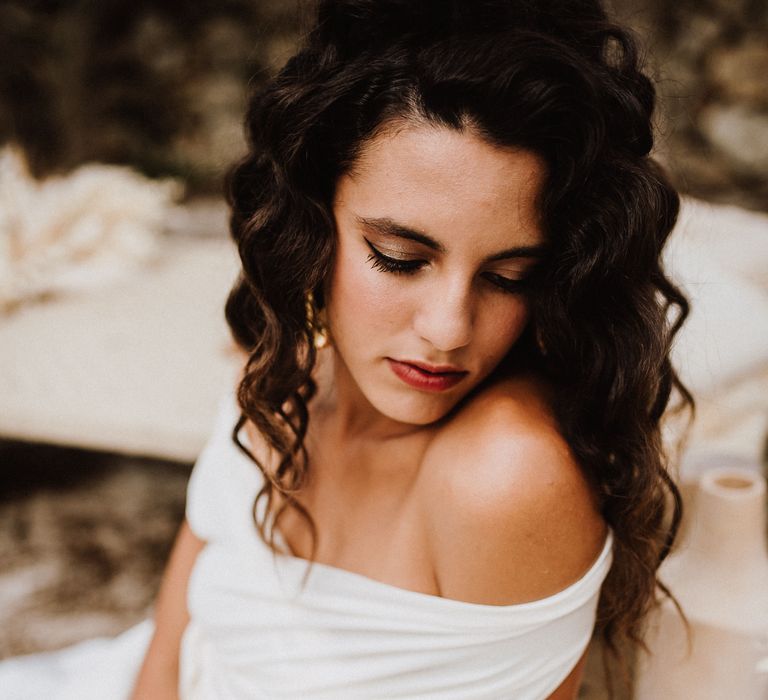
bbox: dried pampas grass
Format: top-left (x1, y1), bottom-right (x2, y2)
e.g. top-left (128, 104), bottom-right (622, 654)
top-left (0, 146), bottom-right (183, 313)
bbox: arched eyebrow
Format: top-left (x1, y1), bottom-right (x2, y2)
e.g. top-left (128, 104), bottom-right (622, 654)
top-left (356, 216), bottom-right (547, 262)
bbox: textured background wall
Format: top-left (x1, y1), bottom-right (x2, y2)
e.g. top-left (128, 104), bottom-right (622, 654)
top-left (1, 0), bottom-right (766, 208)
top-left (610, 0), bottom-right (768, 211)
top-left (0, 0), bottom-right (300, 192)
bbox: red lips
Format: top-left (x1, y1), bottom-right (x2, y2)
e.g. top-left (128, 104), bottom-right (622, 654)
top-left (386, 358), bottom-right (468, 392)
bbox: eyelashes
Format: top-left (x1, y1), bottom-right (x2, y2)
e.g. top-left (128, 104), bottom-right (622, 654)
top-left (363, 238), bottom-right (530, 295)
top-left (482, 272), bottom-right (530, 295)
top-left (365, 241), bottom-right (423, 275)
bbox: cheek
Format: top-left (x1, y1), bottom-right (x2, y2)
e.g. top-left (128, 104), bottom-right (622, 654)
top-left (479, 299), bottom-right (531, 359)
top-left (327, 248), bottom-right (405, 336)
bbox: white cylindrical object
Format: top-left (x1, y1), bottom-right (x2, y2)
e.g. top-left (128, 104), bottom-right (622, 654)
top-left (634, 466), bottom-right (768, 699)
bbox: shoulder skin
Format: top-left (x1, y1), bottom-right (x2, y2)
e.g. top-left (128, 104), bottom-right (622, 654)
top-left (419, 375), bottom-right (608, 606)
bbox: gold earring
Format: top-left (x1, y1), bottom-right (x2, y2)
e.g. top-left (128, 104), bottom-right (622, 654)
top-left (305, 291), bottom-right (329, 349)
top-left (535, 326), bottom-right (547, 356)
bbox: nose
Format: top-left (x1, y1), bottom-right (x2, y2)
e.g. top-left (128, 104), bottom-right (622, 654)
top-left (412, 276), bottom-right (473, 352)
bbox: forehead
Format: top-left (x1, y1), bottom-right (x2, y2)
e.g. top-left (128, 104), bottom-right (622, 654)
top-left (335, 122), bottom-right (546, 248)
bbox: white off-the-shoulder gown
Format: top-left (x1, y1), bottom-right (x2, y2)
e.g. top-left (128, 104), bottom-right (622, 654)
top-left (0, 390), bottom-right (614, 700)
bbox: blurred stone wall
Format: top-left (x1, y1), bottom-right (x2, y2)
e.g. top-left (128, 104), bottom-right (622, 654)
top-left (0, 0), bottom-right (301, 192)
top-left (2, 0), bottom-right (766, 210)
top-left (610, 0), bottom-right (768, 211)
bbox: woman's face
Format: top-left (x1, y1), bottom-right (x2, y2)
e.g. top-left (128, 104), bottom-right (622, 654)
top-left (326, 121), bottom-right (547, 428)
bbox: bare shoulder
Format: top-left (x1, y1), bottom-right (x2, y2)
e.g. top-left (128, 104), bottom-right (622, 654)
top-left (419, 374), bottom-right (608, 606)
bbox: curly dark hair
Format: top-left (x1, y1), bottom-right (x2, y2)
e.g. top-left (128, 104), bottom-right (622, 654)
top-left (224, 0), bottom-right (694, 694)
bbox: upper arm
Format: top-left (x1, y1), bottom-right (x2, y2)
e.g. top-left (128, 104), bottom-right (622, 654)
top-left (131, 519), bottom-right (206, 698)
top-left (546, 648), bottom-right (589, 700)
top-left (132, 375), bottom-right (245, 697)
top-left (422, 400), bottom-right (606, 607)
top-left (150, 518), bottom-right (206, 644)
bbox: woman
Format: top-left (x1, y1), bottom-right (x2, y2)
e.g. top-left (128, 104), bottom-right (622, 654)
top-left (133, 0), bottom-right (693, 698)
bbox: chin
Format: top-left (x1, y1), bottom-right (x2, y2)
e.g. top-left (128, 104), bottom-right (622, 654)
top-left (375, 390), bottom-right (466, 427)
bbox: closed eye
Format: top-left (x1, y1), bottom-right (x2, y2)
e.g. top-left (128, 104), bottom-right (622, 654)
top-left (482, 271), bottom-right (531, 295)
top-left (364, 239), bottom-right (425, 275)
top-left (365, 238), bottom-right (532, 294)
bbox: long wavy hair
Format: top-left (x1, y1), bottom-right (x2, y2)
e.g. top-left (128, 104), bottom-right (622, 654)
top-left (224, 0), bottom-right (694, 694)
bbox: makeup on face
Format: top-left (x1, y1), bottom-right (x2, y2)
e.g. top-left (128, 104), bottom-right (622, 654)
top-left (326, 122), bottom-right (547, 429)
top-left (386, 358), bottom-right (469, 392)
top-left (357, 216), bottom-right (547, 296)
